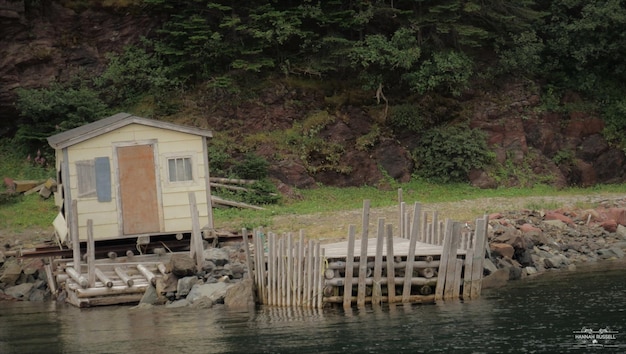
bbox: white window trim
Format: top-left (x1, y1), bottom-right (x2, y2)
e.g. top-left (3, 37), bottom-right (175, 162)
top-left (164, 152), bottom-right (197, 185)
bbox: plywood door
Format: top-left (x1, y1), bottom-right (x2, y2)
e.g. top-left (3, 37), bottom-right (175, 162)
top-left (117, 145), bottom-right (160, 235)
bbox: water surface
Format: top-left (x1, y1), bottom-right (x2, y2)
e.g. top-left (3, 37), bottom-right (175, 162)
top-left (1, 261), bottom-right (624, 353)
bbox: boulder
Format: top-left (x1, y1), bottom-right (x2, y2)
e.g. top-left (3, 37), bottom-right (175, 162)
top-left (204, 248), bottom-right (230, 266)
top-left (4, 283), bottom-right (34, 299)
top-left (481, 268), bottom-right (509, 289)
top-left (169, 254), bottom-right (196, 277)
top-left (224, 278), bottom-right (256, 310)
top-left (545, 212), bottom-right (574, 225)
top-left (186, 282), bottom-right (230, 304)
top-left (0, 259), bottom-right (22, 286)
top-left (490, 243), bottom-right (515, 258)
top-left (177, 276), bottom-right (200, 298)
top-left (139, 285), bottom-right (159, 305)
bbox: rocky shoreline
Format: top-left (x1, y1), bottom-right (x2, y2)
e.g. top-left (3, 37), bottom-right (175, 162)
top-left (1, 197), bottom-right (626, 307)
top-left (481, 197), bottom-right (626, 289)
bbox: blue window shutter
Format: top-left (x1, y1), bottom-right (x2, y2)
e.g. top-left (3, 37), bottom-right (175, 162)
top-left (95, 157), bottom-right (111, 202)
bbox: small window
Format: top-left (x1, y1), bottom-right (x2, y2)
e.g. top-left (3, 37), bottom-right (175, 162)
top-left (76, 160), bottom-right (96, 197)
top-left (168, 157), bottom-right (193, 182)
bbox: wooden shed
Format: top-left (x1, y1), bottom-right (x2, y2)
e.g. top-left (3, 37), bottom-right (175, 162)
top-left (47, 112), bottom-right (214, 246)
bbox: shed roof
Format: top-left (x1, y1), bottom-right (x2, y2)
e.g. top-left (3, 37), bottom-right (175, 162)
top-left (47, 112), bottom-right (213, 149)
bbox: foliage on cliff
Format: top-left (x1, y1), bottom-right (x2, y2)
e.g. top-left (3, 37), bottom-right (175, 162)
top-left (9, 0), bottom-right (626, 187)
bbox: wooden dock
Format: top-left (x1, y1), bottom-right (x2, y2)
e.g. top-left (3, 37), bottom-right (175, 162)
top-left (249, 194), bottom-right (488, 309)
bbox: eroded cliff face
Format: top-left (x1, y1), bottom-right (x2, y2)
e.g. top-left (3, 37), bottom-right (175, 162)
top-left (1, 1), bottom-right (624, 188)
top-left (0, 0), bottom-right (156, 133)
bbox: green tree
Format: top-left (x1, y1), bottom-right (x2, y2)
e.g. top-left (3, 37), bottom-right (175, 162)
top-left (15, 84), bottom-right (109, 154)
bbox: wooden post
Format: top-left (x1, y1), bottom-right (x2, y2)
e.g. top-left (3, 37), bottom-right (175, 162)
top-left (86, 219), bottom-right (95, 288)
top-left (470, 216), bottom-right (488, 298)
top-left (269, 232), bottom-right (276, 306)
top-left (357, 200), bottom-right (370, 308)
top-left (432, 211), bottom-right (439, 245)
top-left (306, 240), bottom-right (315, 307)
top-left (317, 246), bottom-right (324, 309)
top-left (343, 225), bottom-right (356, 309)
top-left (402, 203), bottom-right (421, 302)
top-left (385, 224), bottom-right (396, 303)
top-left (372, 218), bottom-right (385, 306)
top-left (242, 229), bottom-right (254, 281)
top-left (71, 200), bottom-right (81, 273)
top-left (312, 242), bottom-right (320, 309)
top-left (435, 219), bottom-right (453, 301)
top-left (115, 267), bottom-right (134, 287)
top-left (188, 192), bottom-right (205, 273)
top-left (398, 188), bottom-right (403, 238)
top-left (443, 222), bottom-right (461, 300)
top-left (297, 231), bottom-right (304, 307)
top-left (399, 202), bottom-right (406, 239)
top-left (279, 237), bottom-right (285, 307)
top-left (286, 233), bottom-right (293, 307)
top-left (462, 248), bottom-right (474, 300)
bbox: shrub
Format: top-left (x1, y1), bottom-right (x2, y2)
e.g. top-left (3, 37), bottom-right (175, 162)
top-left (233, 153), bottom-right (270, 180)
top-left (389, 104), bottom-right (430, 134)
top-left (413, 124), bottom-right (493, 183)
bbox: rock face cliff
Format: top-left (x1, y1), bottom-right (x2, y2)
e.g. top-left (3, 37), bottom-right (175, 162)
top-left (1, 1), bottom-right (625, 189)
top-left (0, 0), bottom-right (155, 131)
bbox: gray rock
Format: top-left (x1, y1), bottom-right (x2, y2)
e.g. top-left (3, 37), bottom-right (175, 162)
top-left (202, 260), bottom-right (216, 273)
top-left (165, 299), bottom-right (190, 308)
top-left (542, 220), bottom-right (568, 230)
top-left (597, 248), bottom-right (618, 260)
top-left (4, 283), bottom-right (34, 299)
top-left (140, 285), bottom-right (159, 305)
top-left (525, 266), bottom-right (537, 275)
top-left (224, 278), bottom-right (256, 310)
top-left (169, 254), bottom-right (196, 277)
top-left (483, 258), bottom-right (498, 275)
top-left (609, 247), bottom-right (624, 258)
top-left (0, 260), bottom-right (22, 286)
top-left (616, 225), bottom-right (626, 239)
top-left (204, 248), bottom-right (230, 266)
top-left (28, 288), bottom-right (47, 302)
top-left (481, 268), bottom-right (509, 289)
top-left (186, 282), bottom-right (230, 304)
top-left (177, 276), bottom-right (200, 298)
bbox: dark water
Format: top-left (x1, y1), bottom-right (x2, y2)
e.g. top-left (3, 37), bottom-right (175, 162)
top-left (1, 261), bottom-right (625, 354)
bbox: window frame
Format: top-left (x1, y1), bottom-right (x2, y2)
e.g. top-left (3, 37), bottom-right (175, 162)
top-left (165, 153), bottom-right (196, 185)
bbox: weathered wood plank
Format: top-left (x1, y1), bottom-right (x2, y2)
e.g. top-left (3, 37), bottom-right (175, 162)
top-left (435, 219), bottom-right (453, 300)
top-left (343, 225), bottom-right (356, 309)
top-left (385, 224), bottom-right (396, 303)
top-left (443, 222), bottom-right (462, 300)
top-left (188, 192), bottom-right (205, 273)
top-left (402, 203), bottom-right (421, 302)
top-left (372, 218), bottom-right (385, 306)
top-left (470, 216), bottom-right (488, 298)
top-left (86, 219), bottom-right (96, 288)
top-left (357, 200), bottom-right (370, 308)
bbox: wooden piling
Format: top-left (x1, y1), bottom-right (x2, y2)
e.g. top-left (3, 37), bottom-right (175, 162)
top-left (357, 200), bottom-right (370, 308)
top-left (114, 267), bottom-right (133, 287)
top-left (402, 203), bottom-right (420, 303)
top-left (343, 225), bottom-right (356, 309)
top-left (188, 192), bottom-right (204, 273)
top-left (443, 222), bottom-right (462, 300)
top-left (385, 224), bottom-right (396, 303)
top-left (372, 218), bottom-right (385, 306)
top-left (86, 219), bottom-right (95, 288)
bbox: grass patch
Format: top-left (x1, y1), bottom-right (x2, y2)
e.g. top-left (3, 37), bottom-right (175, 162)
top-left (0, 194), bottom-right (57, 233)
top-left (213, 180), bottom-right (626, 231)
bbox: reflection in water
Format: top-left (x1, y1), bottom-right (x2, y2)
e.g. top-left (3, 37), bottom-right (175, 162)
top-left (1, 261), bottom-right (625, 353)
